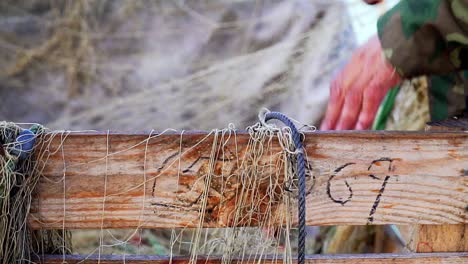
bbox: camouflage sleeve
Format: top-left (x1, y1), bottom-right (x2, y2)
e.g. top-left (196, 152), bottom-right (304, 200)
top-left (377, 0), bottom-right (468, 78)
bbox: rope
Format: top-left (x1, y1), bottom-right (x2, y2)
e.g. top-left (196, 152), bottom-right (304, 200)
top-left (10, 128), bottom-right (38, 161)
top-left (262, 111), bottom-right (307, 264)
top-left (1, 125), bottom-right (40, 188)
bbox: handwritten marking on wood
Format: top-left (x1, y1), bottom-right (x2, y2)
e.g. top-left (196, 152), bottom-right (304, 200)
top-left (29, 132), bottom-right (468, 229)
top-left (326, 162), bottom-right (354, 205)
top-left (366, 158), bottom-right (394, 224)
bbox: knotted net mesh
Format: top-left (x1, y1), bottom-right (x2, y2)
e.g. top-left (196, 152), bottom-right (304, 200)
top-left (1, 114), bottom-right (317, 263)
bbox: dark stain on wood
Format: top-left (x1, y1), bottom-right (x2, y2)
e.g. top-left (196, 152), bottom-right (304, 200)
top-left (460, 169), bottom-right (468, 176)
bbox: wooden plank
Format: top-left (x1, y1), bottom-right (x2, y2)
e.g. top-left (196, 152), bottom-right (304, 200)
top-left (29, 131), bottom-right (468, 229)
top-left (400, 225), bottom-right (468, 252)
top-left (398, 122), bottom-right (467, 253)
top-left (38, 253), bottom-right (468, 264)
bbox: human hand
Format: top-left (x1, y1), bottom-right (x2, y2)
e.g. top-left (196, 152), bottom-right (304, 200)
top-left (320, 36), bottom-right (401, 130)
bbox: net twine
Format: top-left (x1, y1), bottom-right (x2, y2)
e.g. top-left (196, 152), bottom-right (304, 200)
top-left (0, 122), bottom-right (71, 264)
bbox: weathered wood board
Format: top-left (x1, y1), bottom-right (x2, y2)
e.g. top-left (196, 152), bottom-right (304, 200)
top-left (397, 123), bottom-right (468, 253)
top-left (38, 252), bottom-right (468, 264)
top-left (29, 131), bottom-right (468, 229)
top-left (398, 224), bottom-right (468, 252)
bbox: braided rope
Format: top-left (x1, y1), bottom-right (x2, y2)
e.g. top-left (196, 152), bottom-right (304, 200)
top-left (262, 111), bottom-right (307, 264)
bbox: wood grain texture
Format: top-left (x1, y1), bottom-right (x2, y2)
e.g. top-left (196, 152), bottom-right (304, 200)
top-left (29, 131), bottom-right (468, 229)
top-left (38, 253), bottom-right (468, 264)
top-left (398, 123), bottom-right (468, 253)
top-left (398, 225), bottom-right (467, 253)
top-left (409, 225), bottom-right (467, 252)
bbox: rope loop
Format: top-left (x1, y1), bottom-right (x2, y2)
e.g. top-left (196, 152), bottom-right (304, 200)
top-left (260, 109), bottom-right (308, 264)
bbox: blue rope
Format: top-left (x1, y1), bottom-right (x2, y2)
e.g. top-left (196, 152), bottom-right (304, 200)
top-left (11, 129), bottom-right (37, 161)
top-left (264, 111), bottom-right (306, 264)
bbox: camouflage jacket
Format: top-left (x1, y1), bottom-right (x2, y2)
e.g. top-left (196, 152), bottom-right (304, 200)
top-left (377, 0), bottom-right (468, 120)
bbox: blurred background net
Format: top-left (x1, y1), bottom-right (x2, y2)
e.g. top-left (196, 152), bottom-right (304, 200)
top-left (0, 0), bottom-right (426, 260)
top-left (0, 0), bottom-right (386, 131)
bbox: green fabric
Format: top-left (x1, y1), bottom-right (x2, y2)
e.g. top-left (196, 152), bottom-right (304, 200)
top-left (452, 0), bottom-right (468, 22)
top-left (401, 0), bottom-right (440, 37)
top-left (372, 72), bottom-right (466, 125)
top-left (377, 0), bottom-right (468, 120)
top-left (378, 0), bottom-right (468, 77)
top-left (428, 75), bottom-right (451, 121)
top-left (427, 71), bottom-right (468, 121)
top-left (372, 85), bottom-right (401, 130)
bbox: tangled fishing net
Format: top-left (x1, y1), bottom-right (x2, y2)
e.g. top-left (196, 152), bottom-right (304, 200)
top-left (0, 109), bottom-right (319, 263)
top-left (0, 0), bottom-right (355, 130)
top-left (0, 122), bottom-right (71, 263)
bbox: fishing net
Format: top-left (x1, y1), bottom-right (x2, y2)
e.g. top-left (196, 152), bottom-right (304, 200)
top-left (0, 1), bottom-right (408, 262)
top-left (2, 107), bottom-right (411, 263)
top-left (1, 110), bottom-right (319, 263)
top-left (0, 0), bottom-right (355, 130)
top-left (0, 122), bottom-right (71, 263)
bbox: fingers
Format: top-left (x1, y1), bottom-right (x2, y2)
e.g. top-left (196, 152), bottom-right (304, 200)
top-left (321, 34), bottom-right (401, 131)
top-left (355, 64), bottom-right (402, 130)
top-left (334, 64), bottom-right (370, 130)
top-left (355, 82), bottom-right (386, 130)
top-left (320, 79), bottom-right (345, 130)
top-left (321, 58), bottom-right (363, 130)
top-left (321, 35), bottom-right (385, 130)
top-left (336, 89), bottom-right (363, 130)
